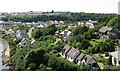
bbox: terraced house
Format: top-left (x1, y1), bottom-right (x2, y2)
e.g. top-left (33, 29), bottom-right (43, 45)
top-left (60, 45), bottom-right (97, 69)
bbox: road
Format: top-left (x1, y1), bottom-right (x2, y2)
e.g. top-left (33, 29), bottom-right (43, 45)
top-left (27, 27), bottom-right (35, 44)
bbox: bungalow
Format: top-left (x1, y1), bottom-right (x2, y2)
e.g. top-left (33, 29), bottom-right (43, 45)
top-left (99, 26), bottom-right (119, 39)
top-left (59, 30), bottom-right (72, 42)
top-left (109, 50), bottom-right (120, 66)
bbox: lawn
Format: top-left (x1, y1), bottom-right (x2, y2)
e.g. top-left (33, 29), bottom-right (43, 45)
top-left (90, 39), bottom-right (105, 46)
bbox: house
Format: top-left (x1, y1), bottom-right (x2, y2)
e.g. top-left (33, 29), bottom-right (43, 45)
top-left (16, 30), bottom-right (28, 39)
top-left (66, 47), bottom-right (80, 62)
top-left (60, 45), bottom-right (97, 68)
top-left (78, 20), bottom-right (98, 28)
top-left (110, 50), bottom-right (120, 66)
top-left (3, 28), bottom-right (15, 35)
top-left (76, 53), bottom-right (86, 65)
top-left (59, 21), bottom-right (64, 24)
top-left (60, 45), bottom-right (71, 58)
top-left (2, 21), bottom-right (15, 27)
top-left (78, 22), bottom-right (84, 26)
top-left (68, 26), bottom-right (76, 29)
top-left (99, 26), bottom-right (119, 39)
top-left (55, 30), bottom-right (60, 36)
top-left (85, 20), bottom-right (98, 28)
top-left (18, 38), bottom-right (31, 45)
top-left (59, 30), bottom-right (72, 42)
top-left (25, 22), bottom-right (33, 27)
top-left (76, 53), bottom-right (96, 68)
top-left (18, 38), bottom-right (31, 48)
top-left (83, 55), bottom-right (97, 68)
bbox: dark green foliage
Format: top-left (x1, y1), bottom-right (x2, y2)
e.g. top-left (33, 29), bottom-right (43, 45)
top-left (12, 25), bottom-right (30, 32)
top-left (90, 39), bottom-right (116, 53)
top-left (2, 12), bottom-right (116, 22)
top-left (25, 48), bottom-right (46, 69)
top-left (47, 24), bottom-right (57, 35)
top-left (2, 12), bottom-right (119, 70)
top-left (84, 28), bottom-right (99, 40)
top-left (44, 54), bottom-right (80, 71)
top-left (53, 43), bottom-right (64, 52)
top-left (73, 26), bottom-right (88, 36)
top-left (32, 24), bottom-right (57, 40)
top-left (32, 28), bottom-right (43, 39)
top-left (81, 39), bottom-right (90, 49)
top-left (2, 34), bottom-right (16, 45)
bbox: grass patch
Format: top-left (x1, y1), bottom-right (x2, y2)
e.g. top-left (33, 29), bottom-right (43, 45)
top-left (90, 39), bottom-right (104, 46)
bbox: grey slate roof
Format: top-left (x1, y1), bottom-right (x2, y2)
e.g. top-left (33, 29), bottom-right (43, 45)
top-left (16, 30), bottom-right (28, 39)
top-left (61, 45), bottom-right (97, 65)
top-left (67, 47), bottom-right (80, 59)
top-left (76, 53), bottom-right (85, 61)
top-left (110, 50), bottom-right (120, 61)
top-left (85, 55), bottom-right (96, 64)
top-left (99, 27), bottom-right (112, 33)
top-left (19, 38), bottom-right (31, 45)
top-left (63, 45), bottom-right (71, 55)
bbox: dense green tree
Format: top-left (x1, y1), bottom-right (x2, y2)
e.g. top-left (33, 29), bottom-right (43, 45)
top-left (44, 54), bottom-right (80, 71)
top-left (73, 26), bottom-right (88, 36)
top-left (32, 28), bottom-right (43, 39)
top-left (47, 24), bottom-right (57, 35)
top-left (32, 24), bottom-right (57, 40)
top-left (12, 25), bottom-right (30, 32)
top-left (2, 12), bottom-right (116, 22)
top-left (25, 48), bottom-right (46, 69)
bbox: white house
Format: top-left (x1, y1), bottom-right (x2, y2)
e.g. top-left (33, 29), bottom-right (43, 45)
top-left (110, 50), bottom-right (120, 66)
top-left (60, 30), bottom-right (72, 42)
top-left (3, 28), bottom-right (15, 35)
top-left (85, 20), bottom-right (98, 28)
top-left (78, 22), bottom-right (84, 26)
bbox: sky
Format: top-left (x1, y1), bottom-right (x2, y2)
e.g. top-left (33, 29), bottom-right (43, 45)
top-left (0, 0), bottom-right (119, 13)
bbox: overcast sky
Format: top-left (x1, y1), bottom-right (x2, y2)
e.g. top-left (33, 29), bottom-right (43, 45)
top-left (0, 0), bottom-right (119, 13)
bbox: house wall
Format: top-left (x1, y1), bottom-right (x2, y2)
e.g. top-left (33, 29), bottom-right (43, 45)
top-left (67, 56), bottom-right (74, 62)
top-left (16, 34), bottom-right (23, 39)
top-left (81, 59), bottom-right (86, 65)
top-left (112, 57), bottom-right (120, 66)
top-left (60, 53), bottom-right (66, 58)
top-left (77, 61), bottom-right (81, 65)
top-left (116, 59), bottom-right (120, 66)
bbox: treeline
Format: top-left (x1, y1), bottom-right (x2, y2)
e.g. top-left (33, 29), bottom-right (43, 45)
top-left (2, 12), bottom-right (116, 22)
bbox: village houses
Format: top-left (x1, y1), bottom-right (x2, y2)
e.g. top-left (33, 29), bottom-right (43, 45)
top-left (110, 50), bottom-right (120, 66)
top-left (99, 26), bottom-right (119, 39)
top-left (60, 45), bottom-right (97, 69)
